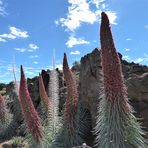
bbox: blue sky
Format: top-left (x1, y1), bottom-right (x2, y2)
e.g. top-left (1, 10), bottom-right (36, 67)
top-left (0, 0), bottom-right (148, 83)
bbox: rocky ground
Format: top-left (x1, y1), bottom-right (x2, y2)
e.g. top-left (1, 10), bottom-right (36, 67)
top-left (0, 48), bottom-right (148, 147)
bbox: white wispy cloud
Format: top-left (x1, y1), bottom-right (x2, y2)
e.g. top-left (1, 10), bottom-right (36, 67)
top-left (145, 25), bottom-right (148, 29)
top-left (25, 71), bottom-right (34, 76)
top-left (56, 0), bottom-right (117, 49)
top-left (0, 26), bottom-right (29, 42)
top-left (122, 55), bottom-right (130, 61)
top-left (66, 36), bottom-right (90, 48)
top-left (28, 49), bottom-right (36, 52)
top-left (122, 53), bottom-right (148, 64)
top-left (134, 53), bottom-right (148, 63)
top-left (15, 44), bottom-right (38, 53)
top-left (15, 48), bottom-right (27, 52)
top-left (20, 66), bottom-right (43, 77)
top-left (126, 38), bottom-right (132, 41)
top-left (29, 43), bottom-right (39, 50)
top-left (59, 0), bottom-right (97, 32)
top-left (29, 55), bottom-right (39, 58)
top-left (144, 53), bottom-right (148, 57)
top-left (0, 63), bottom-right (45, 83)
top-left (57, 0), bottom-right (117, 32)
top-left (105, 11), bottom-right (117, 25)
top-left (125, 48), bottom-right (130, 51)
top-left (33, 61), bottom-right (39, 64)
top-left (54, 20), bottom-right (59, 26)
top-left (93, 40), bottom-right (97, 43)
top-left (91, 0), bottom-right (105, 8)
top-left (135, 58), bottom-right (144, 63)
top-left (0, 0), bottom-right (7, 16)
top-left (0, 37), bottom-right (6, 42)
top-left (70, 50), bottom-right (80, 55)
top-left (10, 27), bottom-right (29, 38)
top-left (48, 63), bottom-right (63, 70)
top-left (55, 64), bottom-right (62, 70)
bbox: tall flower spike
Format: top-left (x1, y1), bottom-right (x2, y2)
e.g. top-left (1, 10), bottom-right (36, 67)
top-left (101, 12), bottom-right (128, 104)
top-left (0, 94), bottom-right (7, 124)
top-left (39, 74), bottom-right (50, 113)
top-left (60, 53), bottom-right (79, 147)
top-left (63, 53), bottom-right (78, 123)
top-left (19, 65), bottom-right (43, 143)
top-left (94, 12), bottom-right (146, 148)
top-left (12, 57), bottom-right (19, 95)
top-left (48, 69), bottom-right (60, 136)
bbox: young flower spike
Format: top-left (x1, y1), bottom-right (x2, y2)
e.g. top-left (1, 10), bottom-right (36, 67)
top-left (56, 53), bottom-right (79, 147)
top-left (63, 53), bottom-right (78, 123)
top-left (39, 73), bottom-right (50, 113)
top-left (94, 12), bottom-right (146, 148)
top-left (19, 65), bottom-right (43, 143)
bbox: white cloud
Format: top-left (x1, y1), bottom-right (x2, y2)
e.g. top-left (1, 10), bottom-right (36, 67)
top-left (54, 20), bottom-right (59, 26)
top-left (90, 0), bottom-right (105, 8)
top-left (122, 55), bottom-right (130, 61)
top-left (0, 37), bottom-right (6, 42)
top-left (125, 48), bottom-right (130, 51)
top-left (144, 53), bottom-right (148, 57)
top-left (66, 36), bottom-right (90, 48)
top-left (56, 0), bottom-right (117, 47)
top-left (135, 58), bottom-right (144, 63)
top-left (25, 71), bottom-right (34, 76)
top-left (134, 54), bottom-right (148, 63)
top-left (70, 50), bottom-right (80, 55)
top-left (33, 61), bottom-right (39, 64)
top-left (15, 48), bottom-right (26, 52)
top-left (59, 0), bottom-right (97, 32)
top-left (21, 66), bottom-right (42, 76)
top-left (0, 26), bottom-right (29, 42)
top-left (29, 55), bottom-right (39, 58)
top-left (122, 55), bottom-right (148, 64)
top-left (10, 27), bottom-right (29, 38)
top-left (0, 0), bottom-right (7, 16)
top-left (28, 49), bottom-right (36, 52)
top-left (0, 33), bottom-right (16, 39)
top-left (126, 38), bottom-right (132, 41)
top-left (93, 40), bottom-right (97, 43)
top-left (29, 43), bottom-right (39, 50)
top-left (15, 44), bottom-right (38, 53)
top-left (57, 0), bottom-right (117, 32)
top-left (105, 11), bottom-right (117, 25)
top-left (56, 64), bottom-right (62, 70)
top-left (145, 25), bottom-right (148, 29)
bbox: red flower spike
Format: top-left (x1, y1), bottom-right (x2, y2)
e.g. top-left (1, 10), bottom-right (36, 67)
top-left (19, 65), bottom-right (43, 143)
top-left (63, 53), bottom-right (78, 129)
top-left (100, 12), bottom-right (129, 107)
top-left (39, 74), bottom-right (50, 112)
top-left (94, 12), bottom-right (146, 148)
